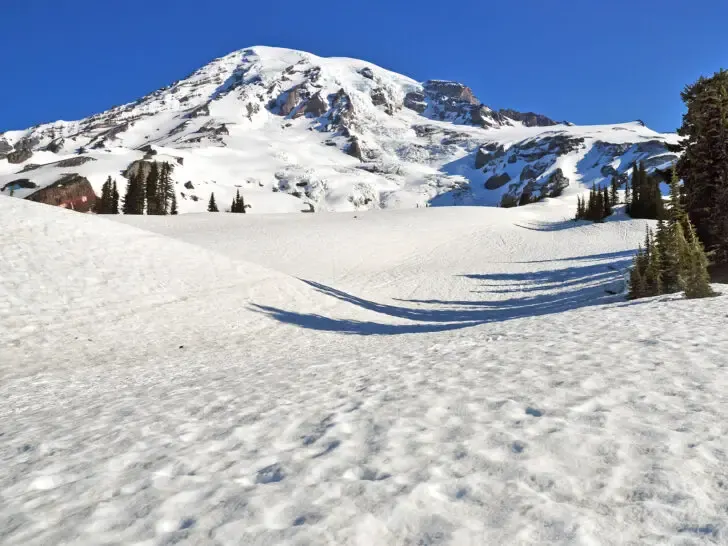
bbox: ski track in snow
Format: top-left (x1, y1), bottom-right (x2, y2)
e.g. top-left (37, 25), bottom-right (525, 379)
top-left (2, 196), bottom-right (728, 545)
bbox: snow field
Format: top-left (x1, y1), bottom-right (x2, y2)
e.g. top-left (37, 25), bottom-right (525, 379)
top-left (2, 195), bottom-right (727, 545)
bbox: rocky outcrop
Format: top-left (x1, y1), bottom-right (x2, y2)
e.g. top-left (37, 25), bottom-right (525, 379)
top-left (404, 91), bottom-right (427, 113)
top-left (359, 67), bottom-right (374, 80)
top-left (0, 139), bottom-right (12, 158)
top-left (7, 148), bottom-right (33, 164)
top-left (541, 168), bottom-right (569, 198)
top-left (520, 162), bottom-right (549, 182)
top-left (304, 92), bottom-right (328, 117)
top-left (185, 103), bottom-right (210, 118)
top-left (475, 144), bottom-right (506, 169)
top-left (56, 156), bottom-right (97, 168)
top-left (423, 80), bottom-right (479, 105)
top-left (499, 109), bottom-right (558, 127)
top-left (346, 137), bottom-right (364, 161)
top-left (280, 86), bottom-right (304, 116)
top-left (2, 179), bottom-right (37, 192)
top-left (26, 174), bottom-right (97, 212)
top-left (485, 173), bottom-right (511, 190)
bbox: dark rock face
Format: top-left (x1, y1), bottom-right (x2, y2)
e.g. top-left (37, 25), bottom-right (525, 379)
top-left (499, 109), bottom-right (558, 127)
top-left (56, 156), bottom-right (97, 168)
top-left (304, 92), bottom-right (328, 117)
top-left (471, 106), bottom-right (504, 128)
top-left (123, 160), bottom-right (154, 181)
top-left (0, 139), bottom-right (13, 158)
top-left (475, 145), bottom-right (506, 169)
top-left (280, 86), bottom-right (304, 116)
top-left (346, 138), bottom-right (364, 161)
top-left (185, 103), bottom-right (210, 118)
top-left (2, 179), bottom-right (37, 192)
top-left (44, 139), bottom-right (65, 153)
top-left (18, 163), bottom-right (42, 173)
top-left (485, 172), bottom-right (511, 190)
top-left (404, 91), bottom-right (427, 113)
top-left (328, 89), bottom-right (355, 127)
top-left (423, 80), bottom-right (479, 105)
top-left (7, 148), bottom-right (33, 164)
top-left (541, 168), bottom-right (569, 197)
top-left (370, 88), bottom-right (387, 107)
top-left (359, 67), bottom-right (374, 80)
top-left (26, 174), bottom-right (97, 212)
top-left (184, 181), bottom-right (195, 190)
top-left (520, 162), bottom-right (549, 182)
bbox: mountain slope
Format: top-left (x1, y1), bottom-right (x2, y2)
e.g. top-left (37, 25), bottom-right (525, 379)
top-left (0, 46), bottom-right (680, 213)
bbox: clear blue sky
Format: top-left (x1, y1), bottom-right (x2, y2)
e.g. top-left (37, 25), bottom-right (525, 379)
top-left (2, 0), bottom-right (726, 132)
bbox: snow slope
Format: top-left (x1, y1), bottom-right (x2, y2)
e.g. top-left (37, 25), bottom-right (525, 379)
top-left (2, 195), bottom-right (727, 545)
top-left (0, 46), bottom-right (680, 213)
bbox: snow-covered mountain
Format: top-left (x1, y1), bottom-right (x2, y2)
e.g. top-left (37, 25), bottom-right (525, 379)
top-left (0, 46), bottom-right (680, 213)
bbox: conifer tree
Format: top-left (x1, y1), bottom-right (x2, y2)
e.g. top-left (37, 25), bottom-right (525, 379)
top-left (111, 181), bottom-right (119, 214)
top-left (625, 176), bottom-right (631, 214)
top-left (170, 190), bottom-right (178, 215)
top-left (594, 186), bottom-right (604, 222)
top-left (157, 162), bottom-right (174, 214)
top-left (628, 246), bottom-right (647, 300)
top-left (207, 192), bottom-right (219, 212)
top-left (122, 173), bottom-right (144, 214)
top-left (683, 222), bottom-right (716, 298)
top-left (602, 186), bottom-right (611, 218)
top-left (146, 162), bottom-right (160, 215)
top-left (645, 229), bottom-right (663, 296)
top-left (672, 68), bottom-right (728, 263)
top-left (610, 176), bottom-right (619, 206)
top-left (98, 177), bottom-right (112, 213)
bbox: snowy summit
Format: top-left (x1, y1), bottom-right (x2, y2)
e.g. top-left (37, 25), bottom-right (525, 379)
top-left (1, 46), bottom-right (678, 213)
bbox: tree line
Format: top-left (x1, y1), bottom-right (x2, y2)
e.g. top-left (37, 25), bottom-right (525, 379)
top-left (207, 189), bottom-right (249, 213)
top-left (628, 169), bottom-right (714, 300)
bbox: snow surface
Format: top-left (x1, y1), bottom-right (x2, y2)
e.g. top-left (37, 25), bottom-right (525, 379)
top-left (2, 194), bottom-right (727, 545)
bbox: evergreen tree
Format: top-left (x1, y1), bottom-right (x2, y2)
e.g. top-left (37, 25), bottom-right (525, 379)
top-left (157, 162), bottom-right (174, 214)
top-left (625, 176), bottom-right (631, 214)
top-left (628, 246), bottom-right (647, 300)
top-left (146, 162), bottom-right (160, 215)
top-left (230, 189), bottom-right (247, 213)
top-left (602, 186), bottom-right (612, 218)
top-left (98, 177), bottom-right (112, 213)
top-left (672, 69), bottom-right (728, 263)
top-left (645, 229), bottom-right (663, 296)
top-left (122, 172), bottom-right (146, 214)
top-left (170, 189), bottom-right (178, 215)
top-left (683, 222), bottom-right (716, 298)
top-left (207, 192), bottom-right (219, 212)
top-left (610, 176), bottom-right (619, 206)
top-left (111, 181), bottom-right (119, 214)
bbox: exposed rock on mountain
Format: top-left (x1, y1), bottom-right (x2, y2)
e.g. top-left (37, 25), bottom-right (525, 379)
top-left (0, 46), bottom-right (680, 213)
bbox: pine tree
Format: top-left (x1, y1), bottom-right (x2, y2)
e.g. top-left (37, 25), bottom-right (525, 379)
top-left (157, 162), bottom-right (174, 214)
top-left (123, 173), bottom-right (143, 214)
top-left (603, 186), bottom-right (612, 218)
top-left (645, 229), bottom-right (663, 296)
top-left (629, 246), bottom-right (647, 300)
top-left (146, 162), bottom-right (160, 215)
top-left (610, 176), bottom-right (619, 206)
top-left (683, 221), bottom-right (716, 298)
top-left (111, 181), bottom-right (119, 214)
top-left (170, 189), bottom-right (178, 215)
top-left (98, 177), bottom-right (112, 213)
top-left (625, 176), bottom-right (631, 214)
top-left (673, 69), bottom-right (728, 263)
top-left (208, 192), bottom-right (219, 212)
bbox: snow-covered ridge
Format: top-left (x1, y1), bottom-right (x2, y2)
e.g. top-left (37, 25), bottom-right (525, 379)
top-left (0, 45), bottom-right (680, 213)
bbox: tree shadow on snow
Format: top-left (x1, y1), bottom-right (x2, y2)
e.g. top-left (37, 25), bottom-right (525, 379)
top-left (250, 259), bottom-right (638, 336)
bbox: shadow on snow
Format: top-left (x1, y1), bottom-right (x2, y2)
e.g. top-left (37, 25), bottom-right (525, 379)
top-left (250, 258), bottom-right (638, 336)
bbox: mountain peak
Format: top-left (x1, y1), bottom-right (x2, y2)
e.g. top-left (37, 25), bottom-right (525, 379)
top-left (0, 45), bottom-right (679, 213)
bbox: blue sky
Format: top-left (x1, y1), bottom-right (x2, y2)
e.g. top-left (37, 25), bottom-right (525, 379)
top-left (2, 0), bottom-right (726, 132)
